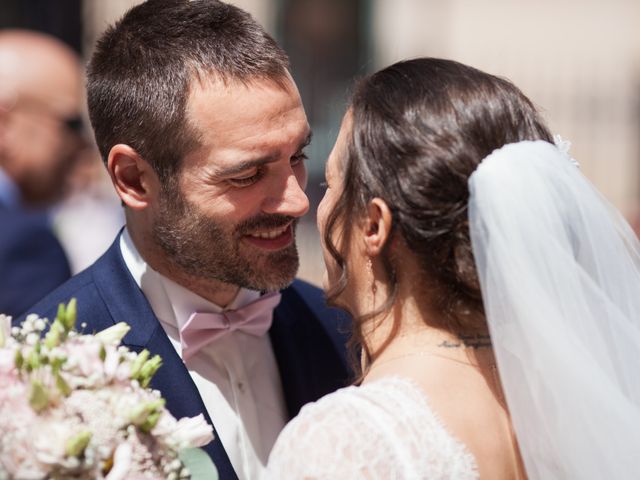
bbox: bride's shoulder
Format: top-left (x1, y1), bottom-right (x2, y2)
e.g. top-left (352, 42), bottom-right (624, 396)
top-left (265, 376), bottom-right (478, 479)
top-left (281, 377), bottom-right (427, 432)
top-left (291, 376), bottom-right (444, 423)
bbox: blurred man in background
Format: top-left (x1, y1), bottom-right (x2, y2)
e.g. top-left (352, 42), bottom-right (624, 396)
top-left (0, 29), bottom-right (84, 316)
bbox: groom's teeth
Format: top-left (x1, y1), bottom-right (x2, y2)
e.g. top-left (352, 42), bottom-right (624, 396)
top-left (250, 225), bottom-right (288, 239)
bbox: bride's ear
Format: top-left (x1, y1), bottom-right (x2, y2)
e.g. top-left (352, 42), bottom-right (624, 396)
top-left (363, 197), bottom-right (392, 256)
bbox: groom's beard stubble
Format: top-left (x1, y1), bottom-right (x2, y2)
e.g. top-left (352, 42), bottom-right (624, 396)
top-left (151, 190), bottom-right (300, 292)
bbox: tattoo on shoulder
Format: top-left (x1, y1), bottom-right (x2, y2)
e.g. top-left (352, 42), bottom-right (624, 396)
top-left (438, 334), bottom-right (492, 349)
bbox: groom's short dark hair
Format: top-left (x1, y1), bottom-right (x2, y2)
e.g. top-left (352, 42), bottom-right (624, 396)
top-left (87, 0), bottom-right (289, 183)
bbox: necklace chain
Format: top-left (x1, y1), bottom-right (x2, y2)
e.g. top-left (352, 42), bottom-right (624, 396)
top-left (369, 349), bottom-right (477, 370)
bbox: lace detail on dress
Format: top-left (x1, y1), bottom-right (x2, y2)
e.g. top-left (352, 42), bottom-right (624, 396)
top-left (264, 376), bottom-right (478, 479)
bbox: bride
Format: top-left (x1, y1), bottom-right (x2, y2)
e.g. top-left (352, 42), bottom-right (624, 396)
top-left (264, 57), bottom-right (640, 479)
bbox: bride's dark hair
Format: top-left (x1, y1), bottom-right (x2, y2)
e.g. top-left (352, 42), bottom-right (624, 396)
top-left (324, 58), bottom-right (553, 370)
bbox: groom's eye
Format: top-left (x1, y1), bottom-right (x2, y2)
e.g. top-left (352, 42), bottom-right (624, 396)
top-left (291, 151), bottom-right (308, 167)
top-left (228, 168), bottom-right (265, 187)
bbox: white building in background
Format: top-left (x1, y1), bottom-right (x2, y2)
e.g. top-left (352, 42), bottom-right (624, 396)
top-left (373, 0), bottom-right (640, 216)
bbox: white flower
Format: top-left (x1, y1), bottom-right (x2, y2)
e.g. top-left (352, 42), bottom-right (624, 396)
top-left (0, 302), bottom-right (217, 479)
top-left (95, 322), bottom-right (131, 345)
top-left (34, 318), bottom-right (46, 332)
top-left (0, 314), bottom-right (11, 347)
top-left (105, 442), bottom-right (132, 480)
top-left (103, 345), bottom-right (130, 382)
top-left (159, 414), bottom-right (214, 449)
top-left (34, 423), bottom-right (70, 461)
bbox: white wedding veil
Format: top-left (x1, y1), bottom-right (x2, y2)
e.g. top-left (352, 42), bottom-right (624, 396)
top-left (468, 140), bottom-right (640, 479)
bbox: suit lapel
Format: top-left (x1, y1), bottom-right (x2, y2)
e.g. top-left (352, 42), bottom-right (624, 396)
top-left (270, 283), bottom-right (351, 418)
top-left (93, 240), bottom-right (239, 479)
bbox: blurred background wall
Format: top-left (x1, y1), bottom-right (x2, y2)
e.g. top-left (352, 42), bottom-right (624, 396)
top-left (4, 0), bottom-right (639, 285)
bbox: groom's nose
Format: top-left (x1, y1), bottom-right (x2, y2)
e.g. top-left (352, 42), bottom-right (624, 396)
top-left (262, 170), bottom-right (310, 218)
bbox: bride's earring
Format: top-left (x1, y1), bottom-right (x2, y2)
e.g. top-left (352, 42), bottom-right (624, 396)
top-left (366, 257), bottom-right (377, 307)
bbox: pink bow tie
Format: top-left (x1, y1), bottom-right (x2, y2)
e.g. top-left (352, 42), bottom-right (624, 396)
top-left (180, 291), bottom-right (282, 361)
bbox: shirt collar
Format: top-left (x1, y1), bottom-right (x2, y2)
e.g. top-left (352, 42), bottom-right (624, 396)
top-left (119, 228), bottom-right (260, 332)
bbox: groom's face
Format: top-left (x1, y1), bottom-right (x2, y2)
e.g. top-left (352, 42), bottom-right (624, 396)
top-left (151, 75), bottom-right (311, 291)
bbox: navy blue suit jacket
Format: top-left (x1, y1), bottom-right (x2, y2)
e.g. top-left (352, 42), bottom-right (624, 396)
top-left (0, 205), bottom-right (71, 317)
top-left (21, 236), bottom-right (352, 479)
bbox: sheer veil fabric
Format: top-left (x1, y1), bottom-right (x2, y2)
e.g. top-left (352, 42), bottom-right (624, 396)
top-left (468, 141), bottom-right (640, 479)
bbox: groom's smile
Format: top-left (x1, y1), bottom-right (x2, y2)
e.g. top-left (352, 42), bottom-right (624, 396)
top-left (244, 222), bottom-right (295, 251)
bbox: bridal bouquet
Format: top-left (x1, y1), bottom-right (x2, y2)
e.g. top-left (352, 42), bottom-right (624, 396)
top-left (0, 300), bottom-right (216, 479)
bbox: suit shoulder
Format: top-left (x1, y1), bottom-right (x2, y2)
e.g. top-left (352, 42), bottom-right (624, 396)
top-left (287, 278), bottom-right (324, 307)
top-left (284, 279), bottom-right (344, 322)
top-left (281, 279), bottom-right (351, 338)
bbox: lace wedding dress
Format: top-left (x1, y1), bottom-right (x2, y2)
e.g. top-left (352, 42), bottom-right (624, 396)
top-left (264, 376), bottom-right (478, 479)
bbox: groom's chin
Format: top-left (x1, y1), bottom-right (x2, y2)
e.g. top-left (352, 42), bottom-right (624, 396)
top-left (245, 249), bottom-right (300, 291)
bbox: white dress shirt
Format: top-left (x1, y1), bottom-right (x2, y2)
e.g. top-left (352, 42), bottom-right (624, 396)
top-left (120, 229), bottom-right (288, 480)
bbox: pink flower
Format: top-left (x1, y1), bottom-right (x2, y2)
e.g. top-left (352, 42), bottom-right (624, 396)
top-left (0, 348), bottom-right (16, 380)
top-left (0, 310), bottom-right (216, 479)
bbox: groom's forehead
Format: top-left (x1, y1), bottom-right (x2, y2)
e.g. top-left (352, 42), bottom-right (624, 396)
top-left (182, 76), bottom-right (309, 163)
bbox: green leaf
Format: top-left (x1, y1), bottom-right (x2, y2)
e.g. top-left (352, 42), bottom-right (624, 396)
top-left (29, 379), bottom-right (50, 412)
top-left (130, 349), bottom-right (149, 378)
top-left (54, 299), bottom-right (77, 333)
top-left (64, 298), bottom-right (77, 330)
top-left (129, 399), bottom-right (166, 432)
top-left (55, 372), bottom-right (72, 397)
top-left (138, 354), bottom-right (162, 388)
top-left (44, 320), bottom-right (64, 349)
top-left (56, 303), bottom-right (66, 324)
top-left (179, 448), bottom-right (218, 480)
top-left (50, 356), bottom-right (66, 375)
top-left (65, 431), bottom-right (92, 457)
top-left (14, 350), bottom-right (23, 370)
top-left (27, 348), bottom-right (41, 370)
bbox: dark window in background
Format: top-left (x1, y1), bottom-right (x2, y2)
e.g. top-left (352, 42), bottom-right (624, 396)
top-left (277, 0), bottom-right (371, 210)
top-left (0, 0), bottom-right (82, 53)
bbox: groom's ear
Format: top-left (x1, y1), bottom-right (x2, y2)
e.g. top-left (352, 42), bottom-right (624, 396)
top-left (363, 197), bottom-right (392, 256)
top-left (107, 144), bottom-right (160, 210)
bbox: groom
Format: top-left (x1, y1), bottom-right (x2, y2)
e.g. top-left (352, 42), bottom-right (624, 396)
top-left (21, 1), bottom-right (351, 479)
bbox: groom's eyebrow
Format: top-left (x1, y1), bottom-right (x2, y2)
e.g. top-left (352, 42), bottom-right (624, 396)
top-left (216, 131), bottom-right (313, 178)
top-left (217, 156), bottom-right (278, 177)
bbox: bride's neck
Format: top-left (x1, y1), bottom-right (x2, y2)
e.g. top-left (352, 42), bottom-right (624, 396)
top-left (361, 283), bottom-right (492, 371)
